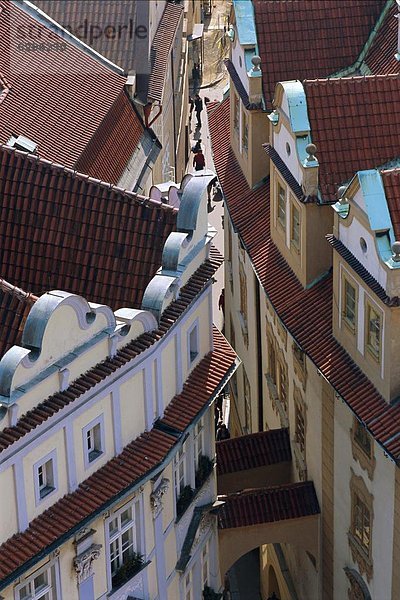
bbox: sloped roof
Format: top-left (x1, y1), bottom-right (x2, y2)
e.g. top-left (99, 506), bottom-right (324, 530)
top-left (218, 482), bottom-right (320, 529)
top-left (382, 168), bottom-right (400, 241)
top-left (364, 2), bottom-right (400, 75)
top-left (0, 328), bottom-right (235, 588)
top-left (252, 0), bottom-right (386, 108)
top-left (0, 145), bottom-right (176, 315)
top-left (0, 0), bottom-right (144, 184)
top-left (303, 74), bottom-right (400, 201)
top-left (216, 428), bottom-right (291, 476)
top-left (208, 97), bottom-right (400, 462)
top-left (0, 248), bottom-right (223, 450)
top-left (148, 2), bottom-right (183, 102)
top-left (32, 0), bottom-right (138, 73)
top-left (0, 282), bottom-right (38, 359)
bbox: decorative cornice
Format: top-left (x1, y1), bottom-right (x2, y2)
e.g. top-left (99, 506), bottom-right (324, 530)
top-left (73, 543), bottom-right (102, 584)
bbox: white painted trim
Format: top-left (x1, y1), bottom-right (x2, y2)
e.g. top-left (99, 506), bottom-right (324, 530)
top-left (33, 448), bottom-right (58, 506)
top-left (82, 414), bottom-right (105, 470)
top-left (175, 332), bottom-right (183, 394)
top-left (111, 388), bottom-right (122, 455)
top-left (187, 318), bottom-right (200, 371)
top-left (64, 421), bottom-right (77, 492)
top-left (155, 356), bottom-right (164, 418)
top-left (144, 366), bottom-right (154, 431)
top-left (14, 557), bottom-right (61, 600)
top-left (154, 509), bottom-right (167, 599)
top-left (208, 289), bottom-right (214, 351)
top-left (13, 457), bottom-right (28, 532)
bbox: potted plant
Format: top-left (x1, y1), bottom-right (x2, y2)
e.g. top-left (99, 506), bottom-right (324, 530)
top-left (111, 552), bottom-right (144, 589)
top-left (203, 585), bottom-right (223, 599)
top-left (195, 455), bottom-right (214, 489)
top-left (176, 485), bottom-right (195, 517)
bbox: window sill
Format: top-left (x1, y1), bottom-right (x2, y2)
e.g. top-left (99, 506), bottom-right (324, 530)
top-left (108, 560), bottom-right (150, 599)
top-left (39, 486), bottom-right (56, 501)
top-left (88, 449), bottom-right (103, 464)
top-left (175, 471), bottom-right (213, 524)
top-left (290, 241), bottom-right (301, 255)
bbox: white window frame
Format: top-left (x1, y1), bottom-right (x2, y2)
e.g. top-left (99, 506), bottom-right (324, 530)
top-left (82, 414), bottom-right (105, 469)
top-left (183, 569), bottom-right (193, 600)
top-left (194, 418), bottom-right (204, 470)
top-left (201, 539), bottom-right (210, 589)
top-left (174, 445), bottom-right (188, 501)
top-left (15, 558), bottom-right (61, 600)
top-left (187, 318), bottom-right (200, 368)
top-left (33, 449), bottom-right (58, 506)
top-left (105, 499), bottom-right (140, 592)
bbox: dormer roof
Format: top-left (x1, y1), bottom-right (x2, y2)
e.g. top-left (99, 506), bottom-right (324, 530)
top-left (253, 0), bottom-right (386, 108)
top-left (364, 1), bottom-right (400, 75)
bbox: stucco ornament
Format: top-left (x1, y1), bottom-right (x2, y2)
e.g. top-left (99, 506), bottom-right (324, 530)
top-left (192, 513), bottom-right (214, 551)
top-left (73, 543), bottom-right (102, 584)
top-left (150, 478), bottom-right (169, 518)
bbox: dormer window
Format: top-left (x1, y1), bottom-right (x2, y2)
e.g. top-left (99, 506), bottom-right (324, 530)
top-left (241, 110), bottom-right (248, 154)
top-left (343, 278), bottom-right (357, 333)
top-left (366, 302), bottom-right (381, 361)
top-left (291, 203), bottom-right (301, 250)
top-left (277, 183), bottom-right (286, 230)
top-left (233, 93), bottom-right (239, 133)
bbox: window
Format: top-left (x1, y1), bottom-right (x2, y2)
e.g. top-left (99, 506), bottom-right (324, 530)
top-left (83, 415), bottom-right (105, 468)
top-left (267, 337), bottom-right (276, 384)
top-left (354, 421), bottom-right (371, 458)
top-left (293, 340), bottom-right (305, 369)
top-left (188, 320), bottom-right (199, 366)
top-left (34, 451), bottom-right (57, 504)
top-left (277, 183), bottom-right (286, 229)
top-left (174, 446), bottom-right (187, 499)
top-left (202, 540), bottom-right (210, 588)
top-left (242, 110), bottom-right (248, 153)
top-left (233, 93), bottom-right (239, 132)
top-left (349, 471), bottom-right (373, 580)
top-left (343, 278), bottom-right (357, 332)
top-left (108, 502), bottom-right (139, 589)
top-left (239, 261), bottom-right (247, 322)
top-left (16, 561), bottom-right (59, 600)
top-left (291, 204), bottom-right (301, 249)
top-left (184, 571), bottom-right (193, 600)
top-left (277, 362), bottom-right (288, 415)
top-left (351, 418), bottom-right (375, 479)
top-left (366, 303), bottom-right (381, 360)
top-left (353, 493), bottom-right (371, 553)
top-left (295, 399), bottom-right (305, 456)
top-left (194, 419), bottom-right (204, 470)
top-left (244, 369), bottom-right (251, 434)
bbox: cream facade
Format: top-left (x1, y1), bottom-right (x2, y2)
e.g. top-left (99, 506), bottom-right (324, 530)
top-left (0, 175), bottom-right (235, 600)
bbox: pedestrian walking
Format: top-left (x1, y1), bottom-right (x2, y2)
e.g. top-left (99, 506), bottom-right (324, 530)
top-left (216, 422), bottom-right (231, 441)
top-left (189, 96), bottom-right (194, 120)
top-left (192, 62), bottom-right (200, 87)
top-left (218, 289), bottom-right (225, 314)
top-left (194, 94), bottom-right (203, 127)
top-left (192, 138), bottom-right (202, 153)
top-left (193, 150), bottom-right (205, 171)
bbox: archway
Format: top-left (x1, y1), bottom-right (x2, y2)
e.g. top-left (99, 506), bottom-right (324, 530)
top-left (267, 564), bottom-right (281, 599)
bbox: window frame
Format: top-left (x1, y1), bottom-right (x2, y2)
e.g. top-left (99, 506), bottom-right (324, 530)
top-left (174, 445), bottom-right (187, 501)
top-left (15, 559), bottom-right (61, 600)
top-left (295, 397), bottom-right (306, 457)
top-left (82, 414), bottom-right (105, 469)
top-left (34, 449), bottom-right (58, 505)
top-left (106, 499), bottom-right (140, 591)
top-left (342, 275), bottom-right (358, 334)
top-left (365, 300), bottom-right (382, 362)
top-left (349, 470), bottom-right (374, 580)
top-left (187, 318), bottom-right (200, 368)
top-left (201, 539), bottom-right (210, 589)
top-left (277, 182), bottom-right (286, 230)
top-left (194, 418), bottom-right (205, 470)
top-left (241, 108), bottom-right (248, 154)
top-left (290, 201), bottom-right (301, 251)
top-left (233, 92), bottom-right (240, 133)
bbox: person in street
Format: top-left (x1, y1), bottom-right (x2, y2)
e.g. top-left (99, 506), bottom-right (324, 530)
top-left (192, 138), bottom-right (202, 153)
top-left (189, 96), bottom-right (194, 120)
top-left (193, 150), bottom-right (205, 171)
top-left (194, 94), bottom-right (203, 127)
top-left (216, 422), bottom-right (231, 441)
top-left (218, 288), bottom-right (225, 314)
top-left (192, 62), bottom-right (200, 87)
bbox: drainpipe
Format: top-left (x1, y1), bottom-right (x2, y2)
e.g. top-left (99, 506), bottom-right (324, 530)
top-left (171, 47), bottom-right (178, 180)
top-left (255, 274), bottom-right (263, 432)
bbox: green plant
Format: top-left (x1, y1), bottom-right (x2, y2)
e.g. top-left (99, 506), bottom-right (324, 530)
top-left (203, 585), bottom-right (223, 600)
top-left (195, 455), bottom-right (214, 489)
top-left (111, 552), bottom-right (144, 589)
top-left (176, 484), bottom-right (195, 517)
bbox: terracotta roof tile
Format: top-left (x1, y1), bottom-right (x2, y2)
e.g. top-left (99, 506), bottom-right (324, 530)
top-left (216, 428), bottom-right (291, 476)
top-left (218, 482), bottom-right (320, 529)
top-left (0, 145), bottom-right (176, 321)
top-left (148, 2), bottom-right (183, 102)
top-left (365, 2), bottom-right (400, 75)
top-left (253, 0), bottom-right (386, 108)
top-left (0, 247), bottom-right (224, 452)
top-left (209, 97), bottom-right (400, 462)
top-left (0, 329), bottom-right (236, 587)
top-left (0, 1), bottom-right (144, 184)
top-left (382, 168), bottom-right (400, 241)
top-left (303, 75), bottom-right (400, 201)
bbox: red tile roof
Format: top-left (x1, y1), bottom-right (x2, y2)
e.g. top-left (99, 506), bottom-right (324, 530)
top-left (209, 97), bottom-right (400, 462)
top-left (218, 482), bottom-right (320, 529)
top-left (364, 2), bottom-right (400, 75)
top-left (381, 168), bottom-right (400, 241)
top-left (0, 145), bottom-right (176, 315)
top-left (0, 1), bottom-right (144, 184)
top-left (216, 428), bottom-right (291, 476)
top-left (253, 0), bottom-right (386, 108)
top-left (0, 329), bottom-right (236, 588)
top-left (0, 248), bottom-right (224, 452)
top-left (303, 74), bottom-right (400, 201)
top-left (148, 2), bottom-right (183, 102)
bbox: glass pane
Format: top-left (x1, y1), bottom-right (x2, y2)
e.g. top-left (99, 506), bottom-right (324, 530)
top-left (19, 584), bottom-right (31, 600)
top-left (34, 571), bottom-right (48, 591)
top-left (109, 517), bottom-right (118, 537)
top-left (121, 507), bottom-right (132, 527)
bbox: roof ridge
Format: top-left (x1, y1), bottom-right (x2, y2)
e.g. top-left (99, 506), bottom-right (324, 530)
top-left (219, 480), bottom-right (315, 499)
top-left (0, 278), bottom-right (38, 305)
top-left (0, 144), bottom-right (177, 213)
top-left (304, 72), bottom-right (400, 86)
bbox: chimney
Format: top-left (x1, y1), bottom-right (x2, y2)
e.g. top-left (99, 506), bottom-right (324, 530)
top-left (302, 143), bottom-right (319, 197)
top-left (247, 55), bottom-right (262, 106)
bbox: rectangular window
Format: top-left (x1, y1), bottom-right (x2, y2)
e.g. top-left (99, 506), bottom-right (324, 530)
top-left (295, 400), bottom-right (305, 456)
top-left (194, 419), bottom-right (204, 470)
top-left (244, 369), bottom-right (251, 434)
top-left (108, 502), bottom-right (140, 589)
top-left (366, 303), bottom-right (381, 359)
top-left (277, 362), bottom-right (288, 415)
top-left (354, 420), bottom-right (371, 457)
top-left (277, 183), bottom-right (286, 229)
top-left (267, 337), bottom-right (276, 384)
top-left (174, 447), bottom-right (187, 499)
top-left (343, 279), bottom-right (357, 331)
top-left (291, 204), bottom-right (301, 249)
top-left (34, 451), bottom-right (57, 504)
top-left (83, 415), bottom-right (105, 468)
top-left (188, 321), bottom-right (199, 366)
top-left (242, 110), bottom-right (248, 153)
top-left (239, 260), bottom-right (247, 322)
top-left (233, 94), bottom-right (239, 132)
top-left (202, 540), bottom-right (210, 588)
top-left (16, 562), bottom-right (59, 600)
top-left (353, 493), bottom-right (370, 552)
